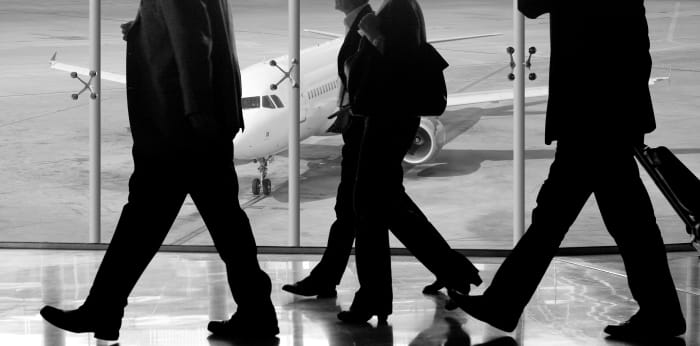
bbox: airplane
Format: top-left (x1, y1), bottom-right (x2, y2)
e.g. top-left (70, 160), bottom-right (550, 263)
top-left (50, 31), bottom-right (669, 196)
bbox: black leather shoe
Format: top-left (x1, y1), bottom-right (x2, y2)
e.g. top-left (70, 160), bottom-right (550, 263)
top-left (446, 291), bottom-right (519, 332)
top-left (604, 315), bottom-right (686, 340)
top-left (40, 305), bottom-right (122, 341)
top-left (337, 309), bottom-right (388, 325)
top-left (422, 280), bottom-right (445, 295)
top-left (208, 313), bottom-right (280, 339)
top-left (282, 277), bottom-right (337, 298)
top-left (426, 272), bottom-right (482, 296)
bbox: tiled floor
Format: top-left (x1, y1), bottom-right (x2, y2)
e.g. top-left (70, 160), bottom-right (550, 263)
top-left (0, 249), bottom-right (697, 345)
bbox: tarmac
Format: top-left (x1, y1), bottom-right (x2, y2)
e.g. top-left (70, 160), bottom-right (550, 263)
top-left (1, 0), bottom-right (700, 249)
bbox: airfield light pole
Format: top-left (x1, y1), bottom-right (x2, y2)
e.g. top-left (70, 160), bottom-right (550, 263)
top-left (513, 2), bottom-right (525, 245)
top-left (89, 0), bottom-right (102, 243)
top-left (288, 0), bottom-right (301, 246)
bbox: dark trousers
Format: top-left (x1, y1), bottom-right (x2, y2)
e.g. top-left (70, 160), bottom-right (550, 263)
top-left (307, 116), bottom-right (364, 286)
top-left (484, 140), bottom-right (684, 325)
top-left (350, 116), bottom-right (479, 315)
top-left (84, 143), bottom-right (274, 319)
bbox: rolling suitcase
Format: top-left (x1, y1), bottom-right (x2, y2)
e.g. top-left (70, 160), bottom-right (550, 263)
top-left (634, 145), bottom-right (700, 252)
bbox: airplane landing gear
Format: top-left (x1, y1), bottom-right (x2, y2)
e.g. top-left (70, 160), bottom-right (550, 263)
top-left (252, 156), bottom-right (273, 196)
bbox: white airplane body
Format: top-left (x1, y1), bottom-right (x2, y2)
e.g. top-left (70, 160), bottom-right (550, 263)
top-left (50, 32), bottom-right (668, 195)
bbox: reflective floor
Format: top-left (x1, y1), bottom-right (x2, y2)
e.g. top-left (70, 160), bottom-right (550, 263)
top-left (0, 249), bottom-right (697, 345)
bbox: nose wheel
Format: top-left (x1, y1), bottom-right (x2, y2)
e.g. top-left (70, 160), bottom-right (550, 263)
top-left (252, 178), bottom-right (272, 196)
top-left (252, 156), bottom-right (273, 196)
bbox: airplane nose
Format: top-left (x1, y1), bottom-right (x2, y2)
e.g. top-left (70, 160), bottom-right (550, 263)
top-left (233, 129), bottom-right (247, 156)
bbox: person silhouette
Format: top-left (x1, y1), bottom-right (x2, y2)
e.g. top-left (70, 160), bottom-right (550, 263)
top-left (282, 0), bottom-right (480, 301)
top-left (40, 0), bottom-right (278, 341)
top-left (448, 0), bottom-right (686, 341)
top-left (336, 0), bottom-right (481, 325)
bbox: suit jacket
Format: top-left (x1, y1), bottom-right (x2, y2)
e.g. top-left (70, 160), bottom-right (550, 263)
top-left (346, 0), bottom-right (427, 116)
top-left (125, 0), bottom-right (244, 157)
top-left (518, 0), bottom-right (655, 144)
top-left (338, 5), bottom-right (375, 98)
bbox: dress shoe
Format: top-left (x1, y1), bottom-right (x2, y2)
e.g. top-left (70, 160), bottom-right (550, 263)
top-left (425, 272), bottom-right (482, 296)
top-left (208, 312), bottom-right (280, 339)
top-left (40, 305), bottom-right (122, 341)
top-left (446, 291), bottom-right (519, 332)
top-left (337, 309), bottom-right (388, 325)
top-left (604, 314), bottom-right (686, 340)
top-left (281, 277), bottom-right (337, 298)
top-left (422, 279), bottom-right (445, 295)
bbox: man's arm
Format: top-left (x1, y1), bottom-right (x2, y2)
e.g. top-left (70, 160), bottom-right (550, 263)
top-left (159, 0), bottom-right (215, 117)
top-left (518, 0), bottom-right (551, 19)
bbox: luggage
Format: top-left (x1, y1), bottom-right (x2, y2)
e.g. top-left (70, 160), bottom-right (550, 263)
top-left (634, 145), bottom-right (700, 252)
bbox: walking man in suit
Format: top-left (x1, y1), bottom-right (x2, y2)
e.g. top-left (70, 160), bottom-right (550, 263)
top-left (282, 0), bottom-right (478, 300)
top-left (448, 0), bottom-right (686, 340)
top-left (40, 0), bottom-right (278, 341)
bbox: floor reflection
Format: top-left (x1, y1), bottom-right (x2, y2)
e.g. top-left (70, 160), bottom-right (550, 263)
top-left (2, 250), bottom-right (698, 345)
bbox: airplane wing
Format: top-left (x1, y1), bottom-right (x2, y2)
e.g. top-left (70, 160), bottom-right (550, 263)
top-left (446, 86), bottom-right (549, 107)
top-left (50, 53), bottom-right (126, 84)
top-left (304, 29), bottom-right (502, 44)
top-left (304, 29), bottom-right (343, 39)
top-left (428, 33), bottom-right (502, 44)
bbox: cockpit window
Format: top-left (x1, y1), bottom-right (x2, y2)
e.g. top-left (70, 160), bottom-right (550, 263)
top-left (242, 96), bottom-right (261, 109)
top-left (271, 95), bottom-right (284, 108)
top-left (262, 96), bottom-right (275, 109)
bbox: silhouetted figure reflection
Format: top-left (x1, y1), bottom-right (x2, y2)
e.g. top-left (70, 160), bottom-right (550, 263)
top-left (41, 265), bottom-right (65, 346)
top-left (408, 293), bottom-right (469, 346)
top-left (448, 0), bottom-right (686, 342)
top-left (407, 294), bottom-right (517, 346)
top-left (282, 0), bottom-right (476, 301)
top-left (39, 0), bottom-right (277, 341)
top-left (207, 333), bottom-right (280, 346)
top-left (282, 297), bottom-right (394, 345)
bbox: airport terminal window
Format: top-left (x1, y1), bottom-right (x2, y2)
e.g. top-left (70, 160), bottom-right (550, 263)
top-left (4, 0), bottom-right (699, 250)
top-left (262, 95), bottom-right (275, 109)
top-left (241, 96), bottom-right (261, 109)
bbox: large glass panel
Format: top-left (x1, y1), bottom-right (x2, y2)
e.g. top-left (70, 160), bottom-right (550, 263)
top-left (297, 0), bottom-right (519, 249)
top-left (0, 0), bottom-right (293, 245)
top-left (0, 0), bottom-right (136, 243)
top-left (4, 0), bottom-right (695, 249)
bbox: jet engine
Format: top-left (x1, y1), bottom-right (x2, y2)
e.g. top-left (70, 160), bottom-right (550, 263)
top-left (403, 117), bottom-right (447, 165)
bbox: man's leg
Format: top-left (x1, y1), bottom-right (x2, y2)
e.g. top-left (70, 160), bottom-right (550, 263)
top-left (594, 147), bottom-right (685, 336)
top-left (348, 116), bottom-right (420, 317)
top-left (86, 165), bottom-right (187, 311)
top-left (389, 192), bottom-right (481, 293)
top-left (42, 162), bottom-right (187, 340)
top-left (306, 117), bottom-right (364, 286)
top-left (450, 142), bottom-right (593, 331)
top-left (190, 148), bottom-right (278, 336)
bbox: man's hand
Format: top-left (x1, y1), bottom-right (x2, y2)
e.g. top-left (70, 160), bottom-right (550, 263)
top-left (120, 21), bottom-right (135, 41)
top-left (358, 12), bottom-right (381, 40)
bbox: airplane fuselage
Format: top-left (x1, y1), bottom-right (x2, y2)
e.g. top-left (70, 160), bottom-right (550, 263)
top-left (233, 38), bottom-right (344, 160)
